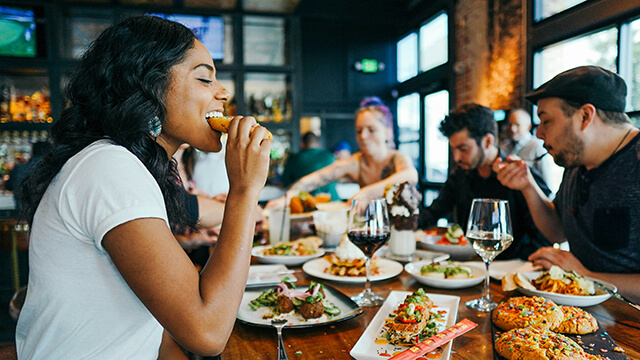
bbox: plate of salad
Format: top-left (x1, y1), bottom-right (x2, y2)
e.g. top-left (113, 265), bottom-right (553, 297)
top-left (418, 224), bottom-right (477, 260)
top-left (237, 280), bottom-right (363, 328)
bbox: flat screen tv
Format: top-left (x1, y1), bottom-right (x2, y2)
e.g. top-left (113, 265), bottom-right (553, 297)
top-left (149, 13), bottom-right (224, 60)
top-left (0, 6), bottom-right (37, 58)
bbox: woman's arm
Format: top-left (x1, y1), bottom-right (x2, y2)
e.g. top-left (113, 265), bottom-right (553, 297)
top-left (195, 194), bottom-right (225, 228)
top-left (351, 151), bottom-right (418, 201)
top-left (265, 155), bottom-right (358, 209)
top-left (104, 118), bottom-right (270, 356)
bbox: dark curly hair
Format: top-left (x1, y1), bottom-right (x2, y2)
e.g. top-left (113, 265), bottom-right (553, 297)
top-left (439, 103), bottom-right (498, 145)
top-left (18, 15), bottom-right (198, 234)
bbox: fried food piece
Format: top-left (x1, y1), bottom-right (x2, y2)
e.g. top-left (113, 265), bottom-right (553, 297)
top-left (277, 296), bottom-right (295, 314)
top-left (300, 192), bottom-right (317, 212)
top-left (322, 254), bottom-right (379, 277)
top-left (207, 115), bottom-right (273, 141)
top-left (289, 197), bottom-right (304, 214)
top-left (299, 300), bottom-right (324, 319)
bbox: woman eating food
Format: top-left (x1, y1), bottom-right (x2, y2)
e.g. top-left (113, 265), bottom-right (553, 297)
top-left (15, 15), bottom-right (270, 359)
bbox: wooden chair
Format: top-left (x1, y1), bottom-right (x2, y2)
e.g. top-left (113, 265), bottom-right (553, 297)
top-left (0, 343), bottom-right (17, 360)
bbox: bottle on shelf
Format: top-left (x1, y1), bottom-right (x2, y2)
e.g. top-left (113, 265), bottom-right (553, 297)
top-left (0, 82), bottom-right (51, 123)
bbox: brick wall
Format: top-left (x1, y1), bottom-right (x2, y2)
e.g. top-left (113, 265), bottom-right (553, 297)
top-left (454, 0), bottom-right (525, 110)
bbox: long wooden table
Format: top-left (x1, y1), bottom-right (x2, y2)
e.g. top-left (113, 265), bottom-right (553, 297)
top-left (222, 261), bottom-right (640, 359)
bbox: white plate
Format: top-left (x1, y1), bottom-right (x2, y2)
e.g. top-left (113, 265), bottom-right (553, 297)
top-left (302, 257), bottom-right (404, 283)
top-left (263, 208), bottom-right (315, 220)
top-left (378, 245), bottom-right (450, 263)
top-left (315, 201), bottom-right (349, 212)
top-left (516, 271), bottom-right (615, 307)
top-left (464, 259), bottom-right (537, 281)
top-left (246, 264), bottom-right (298, 288)
top-left (237, 283), bottom-right (363, 328)
top-left (404, 261), bottom-right (486, 289)
top-left (252, 245), bottom-right (325, 266)
top-left (419, 234), bottom-right (478, 260)
top-left (350, 291), bottom-right (459, 360)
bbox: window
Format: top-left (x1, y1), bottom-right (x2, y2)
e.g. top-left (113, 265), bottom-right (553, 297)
top-left (533, 27), bottom-right (618, 88)
top-left (62, 9), bottom-right (114, 59)
top-left (243, 16), bottom-right (286, 66)
top-left (626, 17), bottom-right (640, 111)
top-left (424, 90), bottom-right (449, 183)
top-left (419, 12), bottom-right (448, 73)
top-left (395, 9), bottom-right (450, 187)
top-left (397, 33), bottom-right (417, 83)
top-left (397, 93), bottom-right (420, 169)
top-left (534, 0), bottom-right (588, 22)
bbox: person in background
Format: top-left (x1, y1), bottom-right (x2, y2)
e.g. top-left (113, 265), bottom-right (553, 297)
top-left (266, 96), bottom-right (418, 208)
top-left (173, 143), bottom-right (266, 267)
top-left (4, 141), bottom-right (52, 210)
top-left (281, 131), bottom-right (338, 200)
top-left (15, 15), bottom-right (271, 359)
top-left (500, 108), bottom-right (562, 195)
top-left (494, 65), bottom-right (640, 302)
top-left (418, 103), bottom-right (551, 260)
top-left (331, 140), bottom-right (352, 161)
top-left (192, 136), bottom-right (230, 197)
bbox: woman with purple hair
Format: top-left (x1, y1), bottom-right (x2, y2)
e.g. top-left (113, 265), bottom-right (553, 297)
top-left (267, 96), bottom-right (418, 206)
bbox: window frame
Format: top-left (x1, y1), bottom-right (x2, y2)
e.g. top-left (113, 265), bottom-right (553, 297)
top-left (527, 0), bottom-right (640, 116)
top-left (394, 5), bottom-right (455, 200)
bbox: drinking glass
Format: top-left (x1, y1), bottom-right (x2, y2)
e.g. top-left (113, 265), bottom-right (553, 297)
top-left (465, 198), bottom-right (513, 312)
top-left (348, 198), bottom-right (390, 307)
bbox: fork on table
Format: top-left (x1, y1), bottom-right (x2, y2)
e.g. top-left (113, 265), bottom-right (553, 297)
top-left (271, 319), bottom-right (289, 360)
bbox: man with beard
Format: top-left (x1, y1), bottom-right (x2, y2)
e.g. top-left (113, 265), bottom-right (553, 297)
top-left (418, 103), bottom-right (551, 260)
top-left (494, 66), bottom-right (640, 302)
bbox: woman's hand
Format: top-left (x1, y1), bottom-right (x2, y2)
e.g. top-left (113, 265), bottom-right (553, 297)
top-left (224, 116), bottom-right (271, 196)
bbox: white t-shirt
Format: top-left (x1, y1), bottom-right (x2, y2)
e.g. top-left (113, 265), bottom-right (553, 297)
top-left (16, 140), bottom-right (168, 359)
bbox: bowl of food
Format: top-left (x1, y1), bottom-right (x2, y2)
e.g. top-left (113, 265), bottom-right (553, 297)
top-left (502, 266), bottom-right (614, 307)
top-left (418, 224), bottom-right (477, 260)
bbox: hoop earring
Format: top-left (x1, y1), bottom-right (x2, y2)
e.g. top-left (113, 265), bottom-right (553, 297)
top-left (150, 116), bottom-right (162, 138)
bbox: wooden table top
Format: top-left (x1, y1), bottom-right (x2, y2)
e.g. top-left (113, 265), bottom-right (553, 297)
top-left (222, 261), bottom-right (640, 360)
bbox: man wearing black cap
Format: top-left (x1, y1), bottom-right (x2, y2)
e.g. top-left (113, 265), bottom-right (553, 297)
top-left (494, 65), bottom-right (640, 302)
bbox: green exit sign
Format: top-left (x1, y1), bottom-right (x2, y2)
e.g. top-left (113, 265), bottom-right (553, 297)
top-left (355, 59), bottom-right (385, 73)
top-left (361, 59), bottom-right (378, 73)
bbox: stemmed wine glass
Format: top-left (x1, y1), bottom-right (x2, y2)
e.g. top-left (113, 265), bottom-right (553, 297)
top-left (348, 198), bottom-right (390, 307)
top-left (465, 198), bottom-right (513, 312)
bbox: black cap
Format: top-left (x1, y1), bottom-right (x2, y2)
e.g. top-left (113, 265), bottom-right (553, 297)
top-left (525, 66), bottom-right (627, 112)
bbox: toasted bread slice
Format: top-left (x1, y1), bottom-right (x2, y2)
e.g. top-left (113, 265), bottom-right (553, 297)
top-left (502, 273), bottom-right (518, 292)
top-left (515, 272), bottom-right (537, 291)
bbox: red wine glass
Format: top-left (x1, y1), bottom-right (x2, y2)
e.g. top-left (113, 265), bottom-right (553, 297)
top-left (347, 198), bottom-right (390, 307)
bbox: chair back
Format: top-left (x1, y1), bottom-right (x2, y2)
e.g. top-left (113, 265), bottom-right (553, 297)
top-left (0, 343), bottom-right (17, 360)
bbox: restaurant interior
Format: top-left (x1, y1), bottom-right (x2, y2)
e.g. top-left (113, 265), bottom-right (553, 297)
top-left (1, 0), bottom-right (640, 358)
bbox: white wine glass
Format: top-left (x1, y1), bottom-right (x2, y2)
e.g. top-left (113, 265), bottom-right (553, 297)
top-left (348, 198), bottom-right (390, 307)
top-left (465, 198), bottom-right (513, 312)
